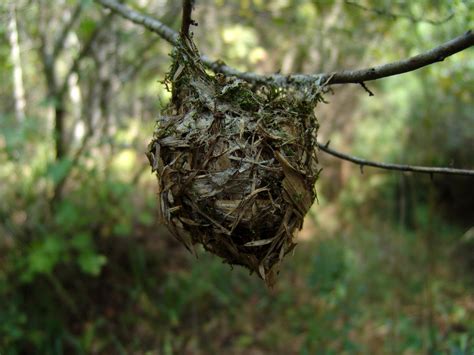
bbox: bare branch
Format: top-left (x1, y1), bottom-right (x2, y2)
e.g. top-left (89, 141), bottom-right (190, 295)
top-left (323, 31), bottom-right (474, 85)
top-left (317, 142), bottom-right (474, 177)
top-left (59, 14), bottom-right (114, 96)
top-left (344, 0), bottom-right (455, 25)
top-left (93, 0), bottom-right (473, 86)
top-left (52, 2), bottom-right (84, 59)
top-left (51, 128), bottom-right (94, 206)
top-left (181, 0), bottom-right (196, 39)
top-left (92, 0), bottom-right (474, 178)
top-left (359, 82), bottom-right (374, 96)
top-left (38, 0), bottom-right (57, 93)
top-left (119, 38), bottom-right (161, 83)
top-left (95, 0), bottom-right (178, 45)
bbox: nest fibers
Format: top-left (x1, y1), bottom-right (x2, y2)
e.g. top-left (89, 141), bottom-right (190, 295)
top-left (147, 37), bottom-right (324, 286)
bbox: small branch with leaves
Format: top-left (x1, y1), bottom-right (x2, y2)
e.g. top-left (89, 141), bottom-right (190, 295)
top-left (93, 0), bottom-right (474, 177)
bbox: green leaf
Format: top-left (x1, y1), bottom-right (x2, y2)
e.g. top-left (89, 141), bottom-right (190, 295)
top-left (71, 232), bottom-right (93, 251)
top-left (54, 201), bottom-right (79, 231)
top-left (78, 18), bottom-right (97, 37)
top-left (25, 235), bottom-right (65, 277)
top-left (138, 212), bottom-right (154, 226)
top-left (46, 158), bottom-right (73, 184)
top-left (78, 252), bottom-right (107, 276)
top-left (113, 222), bottom-right (132, 237)
top-left (39, 96), bottom-right (61, 108)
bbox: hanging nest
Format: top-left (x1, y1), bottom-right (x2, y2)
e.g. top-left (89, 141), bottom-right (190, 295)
top-left (147, 36), bottom-right (324, 286)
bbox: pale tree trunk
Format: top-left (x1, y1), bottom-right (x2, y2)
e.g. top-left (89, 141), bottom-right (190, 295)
top-left (7, 3), bottom-right (26, 124)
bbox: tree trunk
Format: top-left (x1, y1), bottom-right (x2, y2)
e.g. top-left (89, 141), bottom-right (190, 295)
top-left (7, 4), bottom-right (26, 124)
top-left (54, 105), bottom-right (66, 160)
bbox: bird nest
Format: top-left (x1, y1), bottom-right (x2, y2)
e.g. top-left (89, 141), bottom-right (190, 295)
top-left (147, 37), bottom-right (324, 286)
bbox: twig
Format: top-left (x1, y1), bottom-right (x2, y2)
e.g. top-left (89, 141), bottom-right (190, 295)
top-left (119, 38), bottom-right (161, 83)
top-left (58, 13), bottom-right (114, 96)
top-left (51, 127), bottom-right (94, 206)
top-left (316, 141), bottom-right (474, 177)
top-left (52, 2), bottom-right (84, 58)
top-left (359, 82), bottom-right (374, 96)
top-left (344, 0), bottom-right (455, 26)
top-left (93, 0), bottom-right (474, 86)
top-left (95, 0), bottom-right (178, 44)
top-left (324, 31), bottom-right (473, 85)
top-left (92, 0), bottom-right (474, 177)
top-left (181, 0), bottom-right (196, 38)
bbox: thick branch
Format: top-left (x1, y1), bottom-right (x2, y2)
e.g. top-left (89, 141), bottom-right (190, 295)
top-left (317, 142), bottom-right (474, 177)
top-left (93, 0), bottom-right (473, 86)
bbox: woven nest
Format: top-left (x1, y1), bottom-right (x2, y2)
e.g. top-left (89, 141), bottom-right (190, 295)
top-left (147, 37), bottom-right (323, 286)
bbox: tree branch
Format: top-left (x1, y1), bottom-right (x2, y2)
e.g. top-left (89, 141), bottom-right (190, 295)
top-left (93, 0), bottom-right (473, 86)
top-left (118, 38), bottom-right (161, 83)
top-left (59, 14), bottom-right (114, 96)
top-left (344, 0), bottom-right (455, 26)
top-left (316, 141), bottom-right (474, 177)
top-left (181, 0), bottom-right (195, 38)
top-left (323, 30), bottom-right (474, 84)
top-left (51, 126), bottom-right (94, 206)
top-left (92, 0), bottom-right (474, 177)
top-left (95, 0), bottom-right (178, 45)
top-left (52, 2), bottom-right (84, 59)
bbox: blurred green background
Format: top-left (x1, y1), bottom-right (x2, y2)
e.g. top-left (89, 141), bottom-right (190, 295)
top-left (0, 0), bottom-right (473, 354)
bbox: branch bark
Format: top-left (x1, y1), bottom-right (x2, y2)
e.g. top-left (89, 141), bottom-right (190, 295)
top-left (93, 0), bottom-right (473, 86)
top-left (317, 142), bottom-right (474, 177)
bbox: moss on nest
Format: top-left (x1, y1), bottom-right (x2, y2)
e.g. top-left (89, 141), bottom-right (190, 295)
top-left (147, 37), bottom-right (324, 286)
